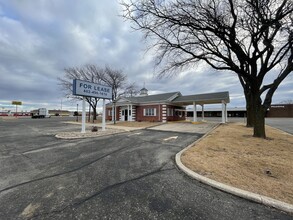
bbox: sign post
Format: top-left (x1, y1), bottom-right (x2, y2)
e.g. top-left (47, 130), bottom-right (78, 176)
top-left (12, 101), bottom-right (22, 117)
top-left (73, 79), bottom-right (112, 133)
top-left (81, 97), bottom-right (86, 133)
top-left (102, 99), bottom-right (106, 131)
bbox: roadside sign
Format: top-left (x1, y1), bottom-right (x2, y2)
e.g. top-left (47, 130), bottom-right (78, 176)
top-left (73, 79), bottom-right (112, 99)
top-left (12, 101), bottom-right (22, 105)
top-left (12, 101), bottom-right (22, 117)
top-left (73, 79), bottom-right (111, 133)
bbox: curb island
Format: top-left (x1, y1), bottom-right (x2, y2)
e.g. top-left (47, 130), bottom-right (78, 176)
top-left (175, 125), bottom-right (293, 215)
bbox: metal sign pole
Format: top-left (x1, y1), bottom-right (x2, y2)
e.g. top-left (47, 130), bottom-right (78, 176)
top-left (81, 96), bottom-right (86, 133)
top-left (102, 99), bottom-right (106, 131)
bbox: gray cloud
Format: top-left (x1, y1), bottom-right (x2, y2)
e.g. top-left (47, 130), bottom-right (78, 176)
top-left (0, 0), bottom-right (291, 112)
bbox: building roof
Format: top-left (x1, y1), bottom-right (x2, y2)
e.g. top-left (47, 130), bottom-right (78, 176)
top-left (186, 107), bottom-right (246, 111)
top-left (139, 87), bottom-right (148, 96)
top-left (114, 91), bottom-right (181, 105)
top-left (107, 91), bottom-right (229, 106)
top-left (172, 91), bottom-right (230, 105)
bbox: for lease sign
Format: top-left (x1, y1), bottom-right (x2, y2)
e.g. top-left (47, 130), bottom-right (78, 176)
top-left (73, 79), bottom-right (112, 99)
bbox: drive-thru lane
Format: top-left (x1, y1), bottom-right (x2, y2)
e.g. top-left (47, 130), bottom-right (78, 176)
top-left (0, 118), bottom-right (291, 219)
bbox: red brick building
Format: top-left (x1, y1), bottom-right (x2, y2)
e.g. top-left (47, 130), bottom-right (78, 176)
top-left (106, 88), bottom-right (230, 123)
top-left (266, 104), bottom-right (293, 117)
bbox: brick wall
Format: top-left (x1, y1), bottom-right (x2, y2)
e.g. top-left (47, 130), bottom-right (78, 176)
top-left (136, 105), bottom-right (161, 122)
top-left (266, 104), bottom-right (293, 117)
top-left (108, 104), bottom-right (188, 122)
top-left (106, 106), bottom-right (121, 121)
top-left (106, 107), bottom-right (111, 121)
top-left (166, 105), bottom-right (186, 121)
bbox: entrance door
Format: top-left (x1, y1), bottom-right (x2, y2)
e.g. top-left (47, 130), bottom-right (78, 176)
top-left (124, 109), bottom-right (128, 121)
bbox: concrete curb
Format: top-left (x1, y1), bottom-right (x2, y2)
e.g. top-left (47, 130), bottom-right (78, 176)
top-left (175, 123), bottom-right (293, 215)
top-left (63, 121), bottom-right (159, 132)
top-left (144, 122), bottom-right (165, 129)
top-left (55, 130), bottom-right (128, 139)
top-left (55, 124), bottom-right (157, 139)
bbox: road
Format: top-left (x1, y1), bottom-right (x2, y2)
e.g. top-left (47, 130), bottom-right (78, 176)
top-left (265, 118), bottom-right (293, 134)
top-left (194, 117), bottom-right (293, 134)
top-left (0, 117), bottom-right (291, 219)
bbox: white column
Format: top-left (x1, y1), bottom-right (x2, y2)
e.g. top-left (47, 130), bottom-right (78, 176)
top-left (81, 96), bottom-right (86, 133)
top-left (102, 99), bottom-right (106, 131)
top-left (201, 104), bottom-right (205, 121)
top-left (193, 102), bottom-right (197, 122)
top-left (132, 105), bottom-right (136, 121)
top-left (225, 103), bottom-right (228, 122)
top-left (162, 105), bottom-right (167, 123)
top-left (222, 101), bottom-right (225, 123)
top-left (130, 104), bottom-right (133, 121)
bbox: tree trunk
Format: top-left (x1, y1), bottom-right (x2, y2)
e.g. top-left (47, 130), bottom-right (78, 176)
top-left (244, 91), bottom-right (255, 127)
top-left (246, 101), bottom-right (254, 127)
top-left (252, 95), bottom-right (266, 138)
top-left (93, 108), bottom-right (97, 121)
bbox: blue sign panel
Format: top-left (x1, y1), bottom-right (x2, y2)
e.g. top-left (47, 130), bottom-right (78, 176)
top-left (73, 79), bottom-right (112, 99)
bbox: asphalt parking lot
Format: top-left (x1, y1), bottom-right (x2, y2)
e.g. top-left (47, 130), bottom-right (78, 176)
top-left (0, 117), bottom-right (292, 219)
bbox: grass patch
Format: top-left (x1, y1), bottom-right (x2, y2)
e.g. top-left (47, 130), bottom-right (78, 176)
top-left (181, 122), bottom-right (293, 204)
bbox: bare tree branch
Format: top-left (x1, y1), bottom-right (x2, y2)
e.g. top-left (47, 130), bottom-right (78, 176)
top-left (122, 0), bottom-right (293, 138)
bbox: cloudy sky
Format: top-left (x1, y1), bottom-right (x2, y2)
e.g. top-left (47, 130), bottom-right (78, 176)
top-left (0, 0), bottom-right (292, 113)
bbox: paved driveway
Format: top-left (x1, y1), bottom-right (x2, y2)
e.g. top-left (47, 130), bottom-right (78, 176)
top-left (0, 118), bottom-right (291, 219)
top-left (265, 118), bottom-right (293, 134)
top-left (148, 122), bottom-right (218, 133)
top-left (184, 117), bottom-right (293, 134)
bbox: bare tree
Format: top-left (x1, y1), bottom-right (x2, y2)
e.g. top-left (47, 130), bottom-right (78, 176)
top-left (58, 64), bottom-right (104, 120)
top-left (121, 82), bottom-right (140, 97)
top-left (103, 66), bottom-right (127, 100)
top-left (59, 64), bottom-right (134, 123)
top-left (101, 66), bottom-right (128, 124)
top-left (122, 0), bottom-right (293, 138)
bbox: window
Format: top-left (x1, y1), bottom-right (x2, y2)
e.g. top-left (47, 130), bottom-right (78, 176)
top-left (167, 108), bottom-right (173, 116)
top-left (144, 108), bottom-right (156, 116)
top-left (108, 110), bottom-right (112, 116)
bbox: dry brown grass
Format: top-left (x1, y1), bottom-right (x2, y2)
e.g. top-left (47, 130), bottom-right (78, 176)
top-left (181, 122), bottom-right (293, 204)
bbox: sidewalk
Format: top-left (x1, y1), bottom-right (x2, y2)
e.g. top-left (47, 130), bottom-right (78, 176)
top-left (148, 121), bottom-right (218, 134)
